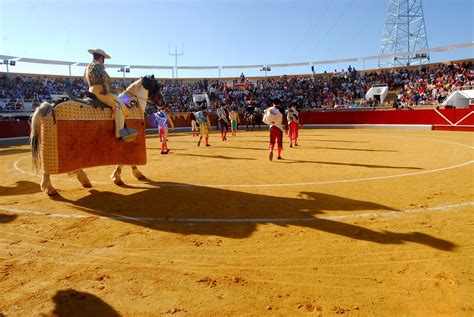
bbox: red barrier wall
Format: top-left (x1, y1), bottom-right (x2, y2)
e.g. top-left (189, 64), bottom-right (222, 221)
top-left (0, 120), bottom-right (31, 138)
top-left (146, 113), bottom-right (221, 129)
top-left (162, 109), bottom-right (474, 128)
top-left (299, 109), bottom-right (474, 126)
top-left (1, 109), bottom-right (473, 138)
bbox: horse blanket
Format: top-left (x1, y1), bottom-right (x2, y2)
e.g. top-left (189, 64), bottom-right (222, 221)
top-left (40, 101), bottom-right (146, 174)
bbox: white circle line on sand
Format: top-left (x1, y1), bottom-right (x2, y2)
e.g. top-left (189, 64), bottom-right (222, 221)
top-left (13, 155), bottom-right (474, 188)
top-left (1, 202), bottom-right (472, 223)
top-left (381, 134), bottom-right (474, 149)
top-left (12, 134), bottom-right (474, 188)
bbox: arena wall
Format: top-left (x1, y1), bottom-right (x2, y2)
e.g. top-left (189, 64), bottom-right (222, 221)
top-left (148, 109), bottom-right (474, 130)
top-left (2, 108), bottom-right (472, 139)
top-left (0, 120), bottom-right (30, 138)
top-left (298, 108), bottom-right (474, 126)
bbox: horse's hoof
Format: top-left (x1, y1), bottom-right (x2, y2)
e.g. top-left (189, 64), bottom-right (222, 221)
top-left (81, 182), bottom-right (92, 188)
top-left (112, 178), bottom-right (124, 186)
top-left (45, 188), bottom-right (58, 196)
top-left (132, 171), bottom-right (146, 180)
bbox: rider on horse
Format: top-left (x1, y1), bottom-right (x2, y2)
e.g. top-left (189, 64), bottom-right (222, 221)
top-left (245, 99), bottom-right (255, 114)
top-left (84, 49), bottom-right (137, 141)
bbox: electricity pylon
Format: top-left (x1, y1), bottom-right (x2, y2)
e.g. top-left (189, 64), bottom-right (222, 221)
top-left (378, 0), bottom-right (430, 67)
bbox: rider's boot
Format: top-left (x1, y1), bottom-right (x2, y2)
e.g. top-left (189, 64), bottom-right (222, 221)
top-left (115, 104), bottom-right (137, 142)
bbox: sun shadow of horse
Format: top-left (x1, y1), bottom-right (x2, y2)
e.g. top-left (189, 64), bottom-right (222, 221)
top-left (52, 183), bottom-right (456, 251)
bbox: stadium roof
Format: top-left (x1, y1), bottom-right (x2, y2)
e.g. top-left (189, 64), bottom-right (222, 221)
top-left (428, 42), bottom-right (473, 52)
top-left (129, 65), bottom-right (173, 70)
top-left (2, 41), bottom-right (472, 71)
top-left (222, 65), bottom-right (264, 69)
top-left (362, 42), bottom-right (474, 60)
top-left (362, 52), bottom-right (412, 61)
top-left (76, 62), bottom-right (129, 68)
top-left (104, 64), bottom-right (128, 69)
top-left (17, 57), bottom-right (75, 66)
top-left (312, 58), bottom-right (358, 65)
top-left (178, 66), bottom-right (220, 70)
top-left (0, 55), bottom-right (17, 60)
top-left (267, 62), bottom-right (309, 68)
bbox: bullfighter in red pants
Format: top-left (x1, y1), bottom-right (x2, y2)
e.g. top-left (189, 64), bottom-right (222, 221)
top-left (263, 98), bottom-right (287, 161)
top-left (286, 105), bottom-right (301, 147)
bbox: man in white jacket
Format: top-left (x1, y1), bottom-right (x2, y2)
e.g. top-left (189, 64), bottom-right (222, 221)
top-left (286, 105), bottom-right (300, 147)
top-left (262, 98), bottom-right (286, 161)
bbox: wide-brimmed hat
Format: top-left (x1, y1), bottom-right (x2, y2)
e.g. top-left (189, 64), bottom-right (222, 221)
top-left (87, 49), bottom-right (111, 59)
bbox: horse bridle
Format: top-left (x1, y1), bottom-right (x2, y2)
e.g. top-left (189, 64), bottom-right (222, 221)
top-left (122, 89), bottom-right (164, 107)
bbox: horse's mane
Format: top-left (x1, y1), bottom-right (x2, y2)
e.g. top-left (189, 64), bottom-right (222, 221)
top-left (124, 78), bottom-right (142, 95)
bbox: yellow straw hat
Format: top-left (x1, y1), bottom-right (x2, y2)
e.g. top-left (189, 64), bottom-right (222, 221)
top-left (87, 49), bottom-right (111, 59)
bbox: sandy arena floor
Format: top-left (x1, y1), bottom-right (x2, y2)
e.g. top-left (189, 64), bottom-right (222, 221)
top-left (0, 128), bottom-right (473, 316)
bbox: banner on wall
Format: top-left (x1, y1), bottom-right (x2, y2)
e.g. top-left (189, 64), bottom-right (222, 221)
top-left (233, 82), bottom-right (255, 90)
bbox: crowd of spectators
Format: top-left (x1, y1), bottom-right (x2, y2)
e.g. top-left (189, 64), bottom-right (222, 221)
top-left (155, 61), bottom-right (472, 112)
top-left (394, 62), bottom-right (473, 106)
top-left (0, 61), bottom-right (472, 113)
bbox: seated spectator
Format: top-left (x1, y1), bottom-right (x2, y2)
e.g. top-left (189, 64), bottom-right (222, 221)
top-left (1, 61), bottom-right (471, 113)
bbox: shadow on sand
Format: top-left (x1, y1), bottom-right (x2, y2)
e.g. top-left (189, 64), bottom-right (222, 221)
top-left (52, 182), bottom-right (455, 251)
top-left (0, 214), bottom-right (17, 223)
top-left (278, 159), bottom-right (422, 170)
top-left (174, 153), bottom-right (257, 161)
top-left (0, 148), bottom-right (31, 155)
top-left (49, 289), bottom-right (119, 317)
top-left (0, 181), bottom-right (42, 196)
top-left (306, 146), bottom-right (398, 153)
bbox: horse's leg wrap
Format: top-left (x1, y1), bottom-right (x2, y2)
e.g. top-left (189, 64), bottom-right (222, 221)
top-left (68, 170), bottom-right (92, 188)
top-left (41, 174), bottom-right (58, 196)
top-left (131, 166), bottom-right (146, 180)
top-left (76, 169), bottom-right (92, 188)
top-left (111, 165), bottom-right (124, 185)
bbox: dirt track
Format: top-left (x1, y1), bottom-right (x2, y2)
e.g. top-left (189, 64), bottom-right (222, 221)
top-left (1, 129), bottom-right (473, 316)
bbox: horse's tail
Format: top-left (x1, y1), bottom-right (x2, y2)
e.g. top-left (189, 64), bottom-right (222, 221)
top-left (30, 101), bottom-right (52, 172)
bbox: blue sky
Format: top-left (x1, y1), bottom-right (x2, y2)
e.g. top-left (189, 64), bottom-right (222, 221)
top-left (0, 0), bottom-right (473, 79)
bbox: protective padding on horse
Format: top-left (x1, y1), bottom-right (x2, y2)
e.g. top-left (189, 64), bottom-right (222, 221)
top-left (40, 101), bottom-right (146, 174)
top-left (41, 117), bottom-right (59, 173)
top-left (51, 101), bottom-right (143, 120)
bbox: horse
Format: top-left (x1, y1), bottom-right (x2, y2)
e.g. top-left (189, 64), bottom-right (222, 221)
top-left (30, 75), bottom-right (165, 195)
top-left (243, 108), bottom-right (262, 131)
